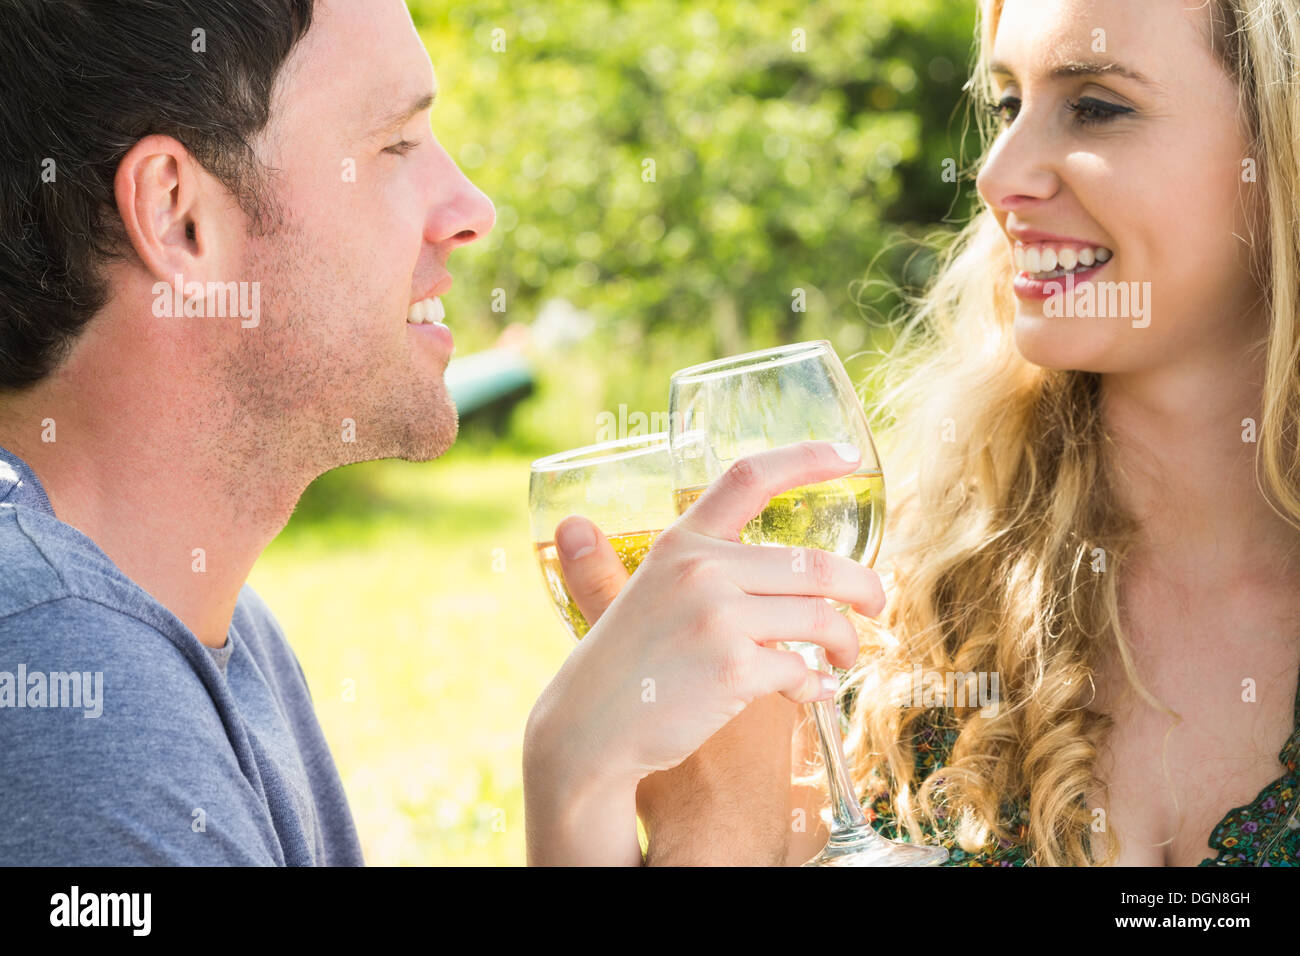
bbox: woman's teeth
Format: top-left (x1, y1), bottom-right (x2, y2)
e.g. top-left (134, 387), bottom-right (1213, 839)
top-left (406, 297), bottom-right (446, 324)
top-left (1014, 243), bottom-right (1112, 280)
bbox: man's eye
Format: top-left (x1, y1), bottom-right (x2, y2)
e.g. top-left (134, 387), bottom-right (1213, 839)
top-left (383, 139), bottom-right (420, 156)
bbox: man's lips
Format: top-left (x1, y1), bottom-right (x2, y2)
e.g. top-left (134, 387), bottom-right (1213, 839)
top-left (406, 296), bottom-right (445, 325)
top-left (405, 294), bottom-right (453, 351)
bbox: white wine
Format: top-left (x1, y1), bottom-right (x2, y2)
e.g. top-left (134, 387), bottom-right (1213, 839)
top-left (673, 472), bottom-right (885, 565)
top-left (675, 471), bottom-right (885, 672)
top-left (534, 529), bottom-right (662, 638)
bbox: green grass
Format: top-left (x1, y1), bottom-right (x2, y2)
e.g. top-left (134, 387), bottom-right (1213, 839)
top-left (247, 443), bottom-right (572, 865)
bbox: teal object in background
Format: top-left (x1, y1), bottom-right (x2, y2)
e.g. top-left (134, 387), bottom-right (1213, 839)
top-left (444, 349), bottom-right (535, 418)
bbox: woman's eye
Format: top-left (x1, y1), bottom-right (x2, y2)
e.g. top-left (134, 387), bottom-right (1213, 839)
top-left (1064, 96), bottom-right (1135, 126)
top-left (986, 94), bottom-right (1134, 128)
top-left (987, 95), bottom-right (1020, 125)
top-left (382, 139), bottom-right (420, 156)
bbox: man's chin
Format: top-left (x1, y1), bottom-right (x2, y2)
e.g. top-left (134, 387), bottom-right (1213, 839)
top-left (397, 395), bottom-right (459, 463)
top-left (317, 385), bottom-right (459, 468)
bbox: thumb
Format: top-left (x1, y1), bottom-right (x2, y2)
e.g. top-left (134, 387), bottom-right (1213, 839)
top-left (555, 515), bottom-right (631, 628)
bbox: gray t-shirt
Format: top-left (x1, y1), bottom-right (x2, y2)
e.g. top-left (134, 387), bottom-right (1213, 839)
top-left (0, 446), bottom-right (364, 865)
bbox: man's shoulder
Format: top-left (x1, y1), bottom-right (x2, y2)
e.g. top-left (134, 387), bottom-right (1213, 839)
top-left (0, 522), bottom-right (282, 864)
top-left (0, 550), bottom-right (215, 722)
top-left (0, 503), bottom-right (73, 620)
top-left (0, 599), bottom-right (282, 864)
top-left (0, 502), bottom-right (200, 652)
top-left (0, 504), bottom-right (297, 688)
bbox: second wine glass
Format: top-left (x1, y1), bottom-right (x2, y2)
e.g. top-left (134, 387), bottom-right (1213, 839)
top-left (529, 433), bottom-right (676, 640)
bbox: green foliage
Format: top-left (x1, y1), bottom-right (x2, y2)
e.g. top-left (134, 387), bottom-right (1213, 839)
top-left (405, 0), bottom-right (980, 454)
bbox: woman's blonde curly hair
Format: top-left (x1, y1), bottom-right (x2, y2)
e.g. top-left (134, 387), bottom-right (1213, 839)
top-left (839, 0), bottom-right (1300, 865)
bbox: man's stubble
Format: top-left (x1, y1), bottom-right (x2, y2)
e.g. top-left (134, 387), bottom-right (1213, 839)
top-left (209, 209), bottom-right (459, 496)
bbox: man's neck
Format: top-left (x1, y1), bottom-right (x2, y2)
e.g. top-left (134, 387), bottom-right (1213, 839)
top-left (0, 340), bottom-right (309, 648)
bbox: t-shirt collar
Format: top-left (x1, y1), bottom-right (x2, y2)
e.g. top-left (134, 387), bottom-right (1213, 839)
top-left (0, 445), bottom-right (56, 517)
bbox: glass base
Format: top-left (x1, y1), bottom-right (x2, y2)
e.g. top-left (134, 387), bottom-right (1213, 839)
top-left (803, 826), bottom-right (949, 867)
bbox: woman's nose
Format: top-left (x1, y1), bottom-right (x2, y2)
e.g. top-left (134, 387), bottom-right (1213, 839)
top-left (976, 110), bottom-right (1061, 213)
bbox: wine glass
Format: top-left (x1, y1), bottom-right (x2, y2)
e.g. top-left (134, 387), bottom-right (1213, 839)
top-left (669, 340), bottom-right (948, 866)
top-left (529, 433), bottom-right (677, 640)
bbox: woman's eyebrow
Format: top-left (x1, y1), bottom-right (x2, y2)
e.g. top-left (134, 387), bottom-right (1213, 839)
top-left (990, 59), bottom-right (1161, 91)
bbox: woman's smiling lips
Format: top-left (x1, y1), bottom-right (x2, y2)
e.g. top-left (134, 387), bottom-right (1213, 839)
top-left (1007, 227), bottom-right (1115, 303)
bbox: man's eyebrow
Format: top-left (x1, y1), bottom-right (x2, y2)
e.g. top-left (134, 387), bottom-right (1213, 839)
top-left (989, 59), bottom-right (1160, 90)
top-left (365, 91), bottom-right (437, 138)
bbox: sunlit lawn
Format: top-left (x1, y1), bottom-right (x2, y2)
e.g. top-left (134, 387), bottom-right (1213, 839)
top-left (248, 443), bottom-right (571, 865)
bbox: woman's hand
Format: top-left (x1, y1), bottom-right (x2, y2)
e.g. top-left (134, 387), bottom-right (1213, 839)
top-left (523, 440), bottom-right (885, 865)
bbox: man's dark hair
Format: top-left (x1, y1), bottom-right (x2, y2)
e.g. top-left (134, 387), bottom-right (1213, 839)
top-left (0, 0), bottom-right (315, 390)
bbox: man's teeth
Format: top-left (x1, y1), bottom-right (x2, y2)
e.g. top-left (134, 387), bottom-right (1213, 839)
top-left (1014, 243), bottom-right (1112, 280)
top-left (406, 297), bottom-right (446, 324)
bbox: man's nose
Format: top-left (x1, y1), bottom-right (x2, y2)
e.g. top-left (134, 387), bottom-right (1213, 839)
top-left (426, 144), bottom-right (496, 250)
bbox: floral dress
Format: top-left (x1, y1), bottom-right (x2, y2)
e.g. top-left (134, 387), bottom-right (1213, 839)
top-left (862, 680), bottom-right (1300, 866)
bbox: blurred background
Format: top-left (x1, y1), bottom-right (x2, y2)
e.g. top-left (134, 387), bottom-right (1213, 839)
top-left (247, 0), bottom-right (981, 865)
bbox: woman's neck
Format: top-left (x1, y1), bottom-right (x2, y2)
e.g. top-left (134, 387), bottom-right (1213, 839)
top-left (1100, 350), bottom-right (1300, 580)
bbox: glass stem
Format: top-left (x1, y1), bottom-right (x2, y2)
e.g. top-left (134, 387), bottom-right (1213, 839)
top-left (809, 697), bottom-right (870, 835)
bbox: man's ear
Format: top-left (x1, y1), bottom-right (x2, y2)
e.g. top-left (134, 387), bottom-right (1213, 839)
top-left (113, 134), bottom-right (204, 281)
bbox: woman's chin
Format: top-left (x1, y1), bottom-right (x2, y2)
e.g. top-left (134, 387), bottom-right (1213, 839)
top-left (1012, 311), bottom-right (1113, 372)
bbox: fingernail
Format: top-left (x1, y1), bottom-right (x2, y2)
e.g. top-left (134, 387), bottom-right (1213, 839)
top-left (832, 442), bottom-right (861, 463)
top-left (556, 519), bottom-right (597, 560)
top-left (819, 674), bottom-right (839, 698)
